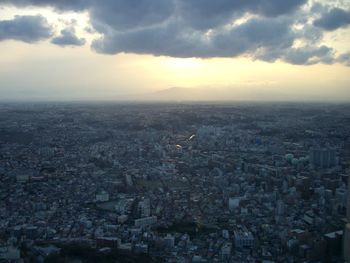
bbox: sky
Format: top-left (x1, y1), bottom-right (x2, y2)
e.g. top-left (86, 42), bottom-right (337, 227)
top-left (0, 0), bottom-right (350, 101)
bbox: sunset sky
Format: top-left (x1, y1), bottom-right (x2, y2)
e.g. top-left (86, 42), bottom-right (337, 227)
top-left (0, 0), bottom-right (350, 101)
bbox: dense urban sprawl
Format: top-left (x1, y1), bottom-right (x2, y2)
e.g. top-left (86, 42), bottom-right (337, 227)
top-left (0, 102), bottom-right (350, 262)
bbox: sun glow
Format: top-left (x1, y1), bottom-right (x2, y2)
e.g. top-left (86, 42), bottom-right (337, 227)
top-left (162, 58), bottom-right (202, 70)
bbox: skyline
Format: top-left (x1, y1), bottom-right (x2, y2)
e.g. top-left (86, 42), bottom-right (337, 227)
top-left (0, 0), bottom-right (350, 101)
top-left (0, 102), bottom-right (349, 262)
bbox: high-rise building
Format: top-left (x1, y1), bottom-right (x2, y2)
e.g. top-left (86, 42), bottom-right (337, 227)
top-left (310, 147), bottom-right (337, 169)
top-left (276, 200), bottom-right (285, 216)
top-left (228, 197), bottom-right (241, 211)
top-left (134, 216), bottom-right (157, 228)
top-left (344, 176), bottom-right (350, 262)
top-left (163, 234), bottom-right (175, 249)
top-left (234, 229), bottom-right (254, 248)
top-left (345, 224), bottom-right (350, 263)
top-left (347, 176), bottom-right (350, 222)
top-left (96, 190), bottom-right (109, 202)
top-left (138, 198), bottom-right (151, 218)
top-left (220, 242), bottom-right (231, 261)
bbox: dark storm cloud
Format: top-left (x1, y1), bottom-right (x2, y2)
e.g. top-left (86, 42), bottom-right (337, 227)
top-left (0, 15), bottom-right (52, 43)
top-left (313, 7), bottom-right (350, 31)
top-left (283, 45), bottom-right (334, 65)
top-left (0, 0), bottom-right (88, 11)
top-left (92, 16), bottom-right (296, 60)
top-left (89, 0), bottom-right (174, 32)
top-left (51, 27), bottom-right (86, 46)
top-left (92, 20), bottom-right (204, 57)
top-left (0, 0), bottom-right (307, 29)
top-left (209, 16), bottom-right (295, 58)
top-left (337, 52), bottom-right (350, 66)
top-left (0, 0), bottom-right (349, 65)
top-left (84, 0), bottom-right (339, 65)
top-left (177, 0), bottom-right (307, 30)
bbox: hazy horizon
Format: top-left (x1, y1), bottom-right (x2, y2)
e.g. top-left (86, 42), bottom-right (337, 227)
top-left (1, 85), bottom-right (350, 103)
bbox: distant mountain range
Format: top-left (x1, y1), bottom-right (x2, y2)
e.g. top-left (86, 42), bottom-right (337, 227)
top-left (139, 86), bottom-right (289, 102)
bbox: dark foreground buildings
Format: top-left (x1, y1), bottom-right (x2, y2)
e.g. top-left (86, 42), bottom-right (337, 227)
top-left (0, 102), bottom-right (349, 262)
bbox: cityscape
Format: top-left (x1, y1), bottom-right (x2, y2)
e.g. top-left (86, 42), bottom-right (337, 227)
top-left (1, 0), bottom-right (350, 262)
top-left (0, 102), bottom-right (349, 262)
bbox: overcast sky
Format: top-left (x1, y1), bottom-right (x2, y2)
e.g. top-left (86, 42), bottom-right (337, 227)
top-left (0, 0), bottom-right (350, 101)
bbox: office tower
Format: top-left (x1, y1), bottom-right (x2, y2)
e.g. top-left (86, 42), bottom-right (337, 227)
top-left (310, 147), bottom-right (336, 169)
top-left (348, 175), bottom-right (350, 222)
top-left (344, 176), bottom-right (350, 262)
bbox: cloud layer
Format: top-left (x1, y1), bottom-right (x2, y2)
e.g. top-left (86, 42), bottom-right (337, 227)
top-left (51, 27), bottom-right (86, 46)
top-left (314, 7), bottom-right (350, 31)
top-left (0, 15), bottom-right (52, 43)
top-left (0, 0), bottom-right (350, 65)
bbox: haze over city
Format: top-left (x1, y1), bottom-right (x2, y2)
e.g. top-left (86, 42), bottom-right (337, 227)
top-left (0, 0), bottom-right (350, 101)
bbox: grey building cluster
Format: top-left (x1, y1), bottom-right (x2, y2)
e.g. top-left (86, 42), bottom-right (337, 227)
top-left (0, 103), bottom-right (349, 262)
